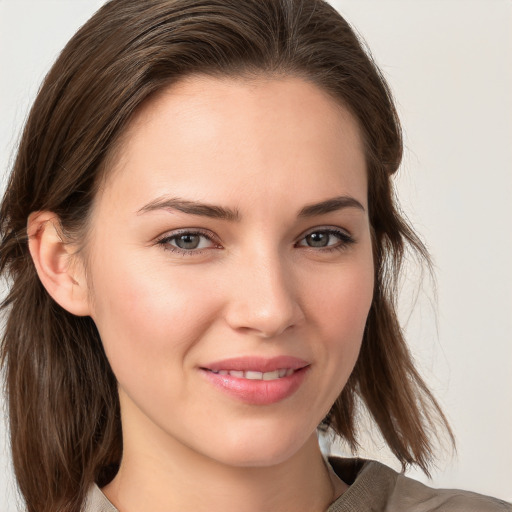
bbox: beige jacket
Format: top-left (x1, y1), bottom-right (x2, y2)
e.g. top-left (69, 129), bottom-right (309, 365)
top-left (83, 457), bottom-right (511, 511)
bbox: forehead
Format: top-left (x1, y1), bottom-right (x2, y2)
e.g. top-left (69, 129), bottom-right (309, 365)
top-left (97, 74), bottom-right (367, 213)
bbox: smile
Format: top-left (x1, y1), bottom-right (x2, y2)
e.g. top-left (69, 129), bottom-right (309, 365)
top-left (208, 368), bottom-right (296, 380)
top-left (201, 356), bottom-right (310, 405)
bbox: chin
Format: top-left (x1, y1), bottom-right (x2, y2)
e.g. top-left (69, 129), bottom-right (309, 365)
top-left (213, 446), bottom-right (300, 469)
top-left (200, 422), bottom-right (317, 469)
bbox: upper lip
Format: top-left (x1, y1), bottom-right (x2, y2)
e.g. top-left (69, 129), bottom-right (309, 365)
top-left (202, 356), bottom-right (310, 373)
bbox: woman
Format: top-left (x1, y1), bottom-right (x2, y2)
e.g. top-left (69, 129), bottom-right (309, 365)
top-left (0, 1), bottom-right (509, 511)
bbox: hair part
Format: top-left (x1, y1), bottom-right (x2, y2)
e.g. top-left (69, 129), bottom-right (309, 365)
top-left (1, 1), bottom-right (453, 510)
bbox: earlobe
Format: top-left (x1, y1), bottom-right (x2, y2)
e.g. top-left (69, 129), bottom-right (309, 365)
top-left (27, 211), bottom-right (91, 317)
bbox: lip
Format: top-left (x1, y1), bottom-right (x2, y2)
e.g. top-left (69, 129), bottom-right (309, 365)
top-left (200, 356), bottom-right (310, 405)
top-left (204, 355), bottom-right (309, 373)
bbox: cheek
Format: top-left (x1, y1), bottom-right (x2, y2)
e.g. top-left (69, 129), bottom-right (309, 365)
top-left (326, 281), bottom-right (372, 372)
top-left (303, 251), bottom-right (374, 386)
top-left (309, 255), bottom-right (374, 337)
top-left (87, 253), bottom-right (221, 386)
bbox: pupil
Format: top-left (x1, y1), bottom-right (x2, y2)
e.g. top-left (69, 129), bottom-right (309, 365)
top-left (307, 232), bottom-right (328, 247)
top-left (176, 234), bottom-right (200, 249)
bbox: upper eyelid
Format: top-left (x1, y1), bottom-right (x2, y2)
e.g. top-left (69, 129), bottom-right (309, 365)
top-left (297, 225), bottom-right (353, 239)
top-left (156, 228), bottom-right (218, 242)
top-left (155, 229), bottom-right (220, 254)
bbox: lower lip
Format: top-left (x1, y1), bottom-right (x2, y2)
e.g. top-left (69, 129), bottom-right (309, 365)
top-left (201, 367), bottom-right (309, 405)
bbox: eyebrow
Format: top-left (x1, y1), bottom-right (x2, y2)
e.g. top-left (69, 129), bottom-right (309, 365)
top-left (137, 195), bottom-right (365, 220)
top-left (137, 196), bottom-right (241, 221)
top-left (298, 196), bottom-right (365, 217)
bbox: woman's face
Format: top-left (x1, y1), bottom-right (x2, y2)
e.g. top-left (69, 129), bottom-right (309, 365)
top-left (84, 75), bottom-right (374, 467)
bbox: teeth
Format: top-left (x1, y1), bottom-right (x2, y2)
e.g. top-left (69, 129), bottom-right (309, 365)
top-left (211, 368), bottom-right (295, 380)
top-left (245, 371), bottom-right (263, 380)
top-left (263, 370), bottom-right (280, 380)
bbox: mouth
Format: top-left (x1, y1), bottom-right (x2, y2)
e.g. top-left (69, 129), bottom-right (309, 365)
top-left (202, 355), bottom-right (309, 374)
top-left (207, 368), bottom-right (297, 380)
top-left (200, 356), bottom-right (310, 405)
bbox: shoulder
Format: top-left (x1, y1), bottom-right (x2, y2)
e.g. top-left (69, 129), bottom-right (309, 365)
top-left (328, 457), bottom-right (511, 512)
top-left (391, 468), bottom-right (511, 512)
top-left (83, 484), bottom-right (118, 512)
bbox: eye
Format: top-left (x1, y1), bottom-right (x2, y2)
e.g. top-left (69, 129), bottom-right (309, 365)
top-left (157, 230), bottom-right (219, 254)
top-left (296, 228), bottom-right (354, 251)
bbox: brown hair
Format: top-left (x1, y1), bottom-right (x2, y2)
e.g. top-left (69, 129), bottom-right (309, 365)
top-left (0, 0), bottom-right (453, 510)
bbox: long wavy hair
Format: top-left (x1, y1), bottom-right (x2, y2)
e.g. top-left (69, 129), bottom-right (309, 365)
top-left (0, 0), bottom-right (453, 510)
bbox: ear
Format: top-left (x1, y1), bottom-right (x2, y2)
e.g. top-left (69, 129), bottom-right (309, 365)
top-left (27, 211), bottom-right (91, 316)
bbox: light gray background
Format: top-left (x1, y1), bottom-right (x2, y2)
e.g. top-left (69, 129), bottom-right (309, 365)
top-left (1, 1), bottom-right (511, 510)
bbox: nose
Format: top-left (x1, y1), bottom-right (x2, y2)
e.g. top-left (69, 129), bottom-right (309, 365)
top-left (224, 250), bottom-right (304, 338)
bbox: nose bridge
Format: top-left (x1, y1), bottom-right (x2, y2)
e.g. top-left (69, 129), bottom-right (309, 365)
top-left (225, 244), bottom-right (301, 338)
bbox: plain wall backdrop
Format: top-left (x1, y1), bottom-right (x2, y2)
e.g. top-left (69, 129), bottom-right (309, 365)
top-left (0, 0), bottom-right (511, 510)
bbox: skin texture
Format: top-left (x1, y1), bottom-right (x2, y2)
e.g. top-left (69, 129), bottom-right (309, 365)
top-left (29, 75), bottom-right (374, 512)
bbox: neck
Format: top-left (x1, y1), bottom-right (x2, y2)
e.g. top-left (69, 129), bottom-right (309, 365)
top-left (103, 417), bottom-right (346, 512)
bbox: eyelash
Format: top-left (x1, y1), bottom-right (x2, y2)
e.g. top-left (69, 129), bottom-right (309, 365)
top-left (296, 228), bottom-right (355, 253)
top-left (156, 227), bottom-right (355, 256)
top-left (156, 229), bottom-right (220, 256)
